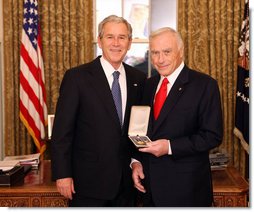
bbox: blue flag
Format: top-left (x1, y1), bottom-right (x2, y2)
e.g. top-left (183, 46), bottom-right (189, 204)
top-left (234, 0), bottom-right (249, 153)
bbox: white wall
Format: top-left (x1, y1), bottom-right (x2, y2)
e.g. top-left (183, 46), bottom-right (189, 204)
top-left (0, 0), bottom-right (4, 159)
top-left (151, 0), bottom-right (177, 31)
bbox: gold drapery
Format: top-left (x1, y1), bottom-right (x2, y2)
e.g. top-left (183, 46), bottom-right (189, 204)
top-left (3, 0), bottom-right (94, 156)
top-left (2, 0), bottom-right (248, 177)
top-left (178, 0), bottom-right (247, 176)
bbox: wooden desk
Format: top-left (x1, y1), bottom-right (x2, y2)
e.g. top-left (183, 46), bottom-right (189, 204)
top-left (0, 160), bottom-right (68, 207)
top-left (212, 167), bottom-right (249, 207)
top-left (0, 161), bottom-right (249, 207)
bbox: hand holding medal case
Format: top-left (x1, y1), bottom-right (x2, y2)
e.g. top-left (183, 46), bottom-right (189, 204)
top-left (128, 106), bottom-right (151, 148)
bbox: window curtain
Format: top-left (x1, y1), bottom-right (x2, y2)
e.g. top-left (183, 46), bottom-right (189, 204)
top-left (3, 0), bottom-right (94, 156)
top-left (178, 0), bottom-right (247, 176)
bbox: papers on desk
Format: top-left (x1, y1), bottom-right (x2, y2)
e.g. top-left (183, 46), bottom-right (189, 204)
top-left (0, 154), bottom-right (39, 186)
top-left (209, 152), bottom-right (229, 170)
top-left (0, 160), bottom-right (20, 172)
top-left (3, 153), bottom-right (40, 170)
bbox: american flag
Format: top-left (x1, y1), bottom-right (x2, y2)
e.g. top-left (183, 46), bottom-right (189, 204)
top-left (19, 0), bottom-right (47, 154)
top-left (234, 0), bottom-right (249, 153)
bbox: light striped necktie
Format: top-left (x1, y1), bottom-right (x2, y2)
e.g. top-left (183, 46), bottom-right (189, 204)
top-left (112, 71), bottom-right (122, 125)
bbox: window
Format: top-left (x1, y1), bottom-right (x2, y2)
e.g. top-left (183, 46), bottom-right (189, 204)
top-left (94, 0), bottom-right (177, 77)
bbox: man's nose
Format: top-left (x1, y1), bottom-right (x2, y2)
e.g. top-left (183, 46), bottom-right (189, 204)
top-left (113, 37), bottom-right (120, 45)
top-left (158, 52), bottom-right (165, 63)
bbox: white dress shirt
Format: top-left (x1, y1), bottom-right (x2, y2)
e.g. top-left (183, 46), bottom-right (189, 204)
top-left (100, 56), bottom-right (127, 123)
top-left (155, 62), bottom-right (184, 154)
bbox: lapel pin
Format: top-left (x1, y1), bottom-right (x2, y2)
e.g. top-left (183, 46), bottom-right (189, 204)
top-left (133, 84), bottom-right (138, 86)
top-left (179, 87), bottom-right (182, 91)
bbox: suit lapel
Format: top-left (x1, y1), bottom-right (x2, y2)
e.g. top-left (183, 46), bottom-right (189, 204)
top-left (122, 65), bottom-right (139, 131)
top-left (123, 68), bottom-right (132, 129)
top-left (146, 76), bottom-right (160, 137)
top-left (87, 57), bottom-right (121, 130)
top-left (152, 67), bottom-right (189, 135)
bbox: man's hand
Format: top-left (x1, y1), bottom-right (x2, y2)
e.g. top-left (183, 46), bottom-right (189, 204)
top-left (139, 139), bottom-right (169, 157)
top-left (56, 177), bottom-right (75, 200)
top-left (132, 162), bottom-right (146, 193)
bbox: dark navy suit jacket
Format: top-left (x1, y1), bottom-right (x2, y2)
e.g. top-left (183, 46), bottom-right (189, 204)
top-left (51, 56), bottom-right (146, 200)
top-left (136, 65), bottom-right (223, 206)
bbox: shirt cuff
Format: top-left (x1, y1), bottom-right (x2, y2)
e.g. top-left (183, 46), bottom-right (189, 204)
top-left (130, 158), bottom-right (140, 168)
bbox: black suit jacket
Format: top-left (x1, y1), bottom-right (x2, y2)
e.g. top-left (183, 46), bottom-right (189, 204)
top-left (137, 65), bottom-right (223, 206)
top-left (51, 56), bottom-right (146, 200)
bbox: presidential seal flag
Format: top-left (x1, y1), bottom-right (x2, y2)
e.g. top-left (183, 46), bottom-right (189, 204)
top-left (19, 0), bottom-right (48, 154)
top-left (234, 0), bottom-right (249, 154)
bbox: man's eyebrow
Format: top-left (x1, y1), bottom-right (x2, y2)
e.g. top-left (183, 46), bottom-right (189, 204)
top-left (104, 33), bottom-right (128, 36)
top-left (162, 48), bottom-right (172, 51)
top-left (151, 48), bottom-right (172, 52)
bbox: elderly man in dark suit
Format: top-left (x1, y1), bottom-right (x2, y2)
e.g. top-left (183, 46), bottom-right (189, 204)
top-left (131, 27), bottom-right (223, 207)
top-left (51, 15), bottom-right (146, 207)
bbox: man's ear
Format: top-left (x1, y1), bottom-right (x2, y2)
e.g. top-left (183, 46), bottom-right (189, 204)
top-left (127, 38), bottom-right (132, 50)
top-left (180, 46), bottom-right (184, 59)
top-left (97, 37), bottom-right (102, 48)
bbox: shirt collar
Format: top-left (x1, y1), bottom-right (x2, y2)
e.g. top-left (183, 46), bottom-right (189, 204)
top-left (100, 56), bottom-right (124, 78)
top-left (160, 61), bottom-right (184, 85)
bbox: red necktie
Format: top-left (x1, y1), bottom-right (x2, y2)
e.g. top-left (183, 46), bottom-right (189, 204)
top-left (154, 78), bottom-right (169, 120)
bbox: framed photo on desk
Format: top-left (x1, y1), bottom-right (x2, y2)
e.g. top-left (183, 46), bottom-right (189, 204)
top-left (47, 114), bottom-right (55, 139)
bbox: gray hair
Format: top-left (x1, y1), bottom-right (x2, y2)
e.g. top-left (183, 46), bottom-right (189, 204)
top-left (149, 27), bottom-right (184, 51)
top-left (98, 15), bottom-right (132, 39)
